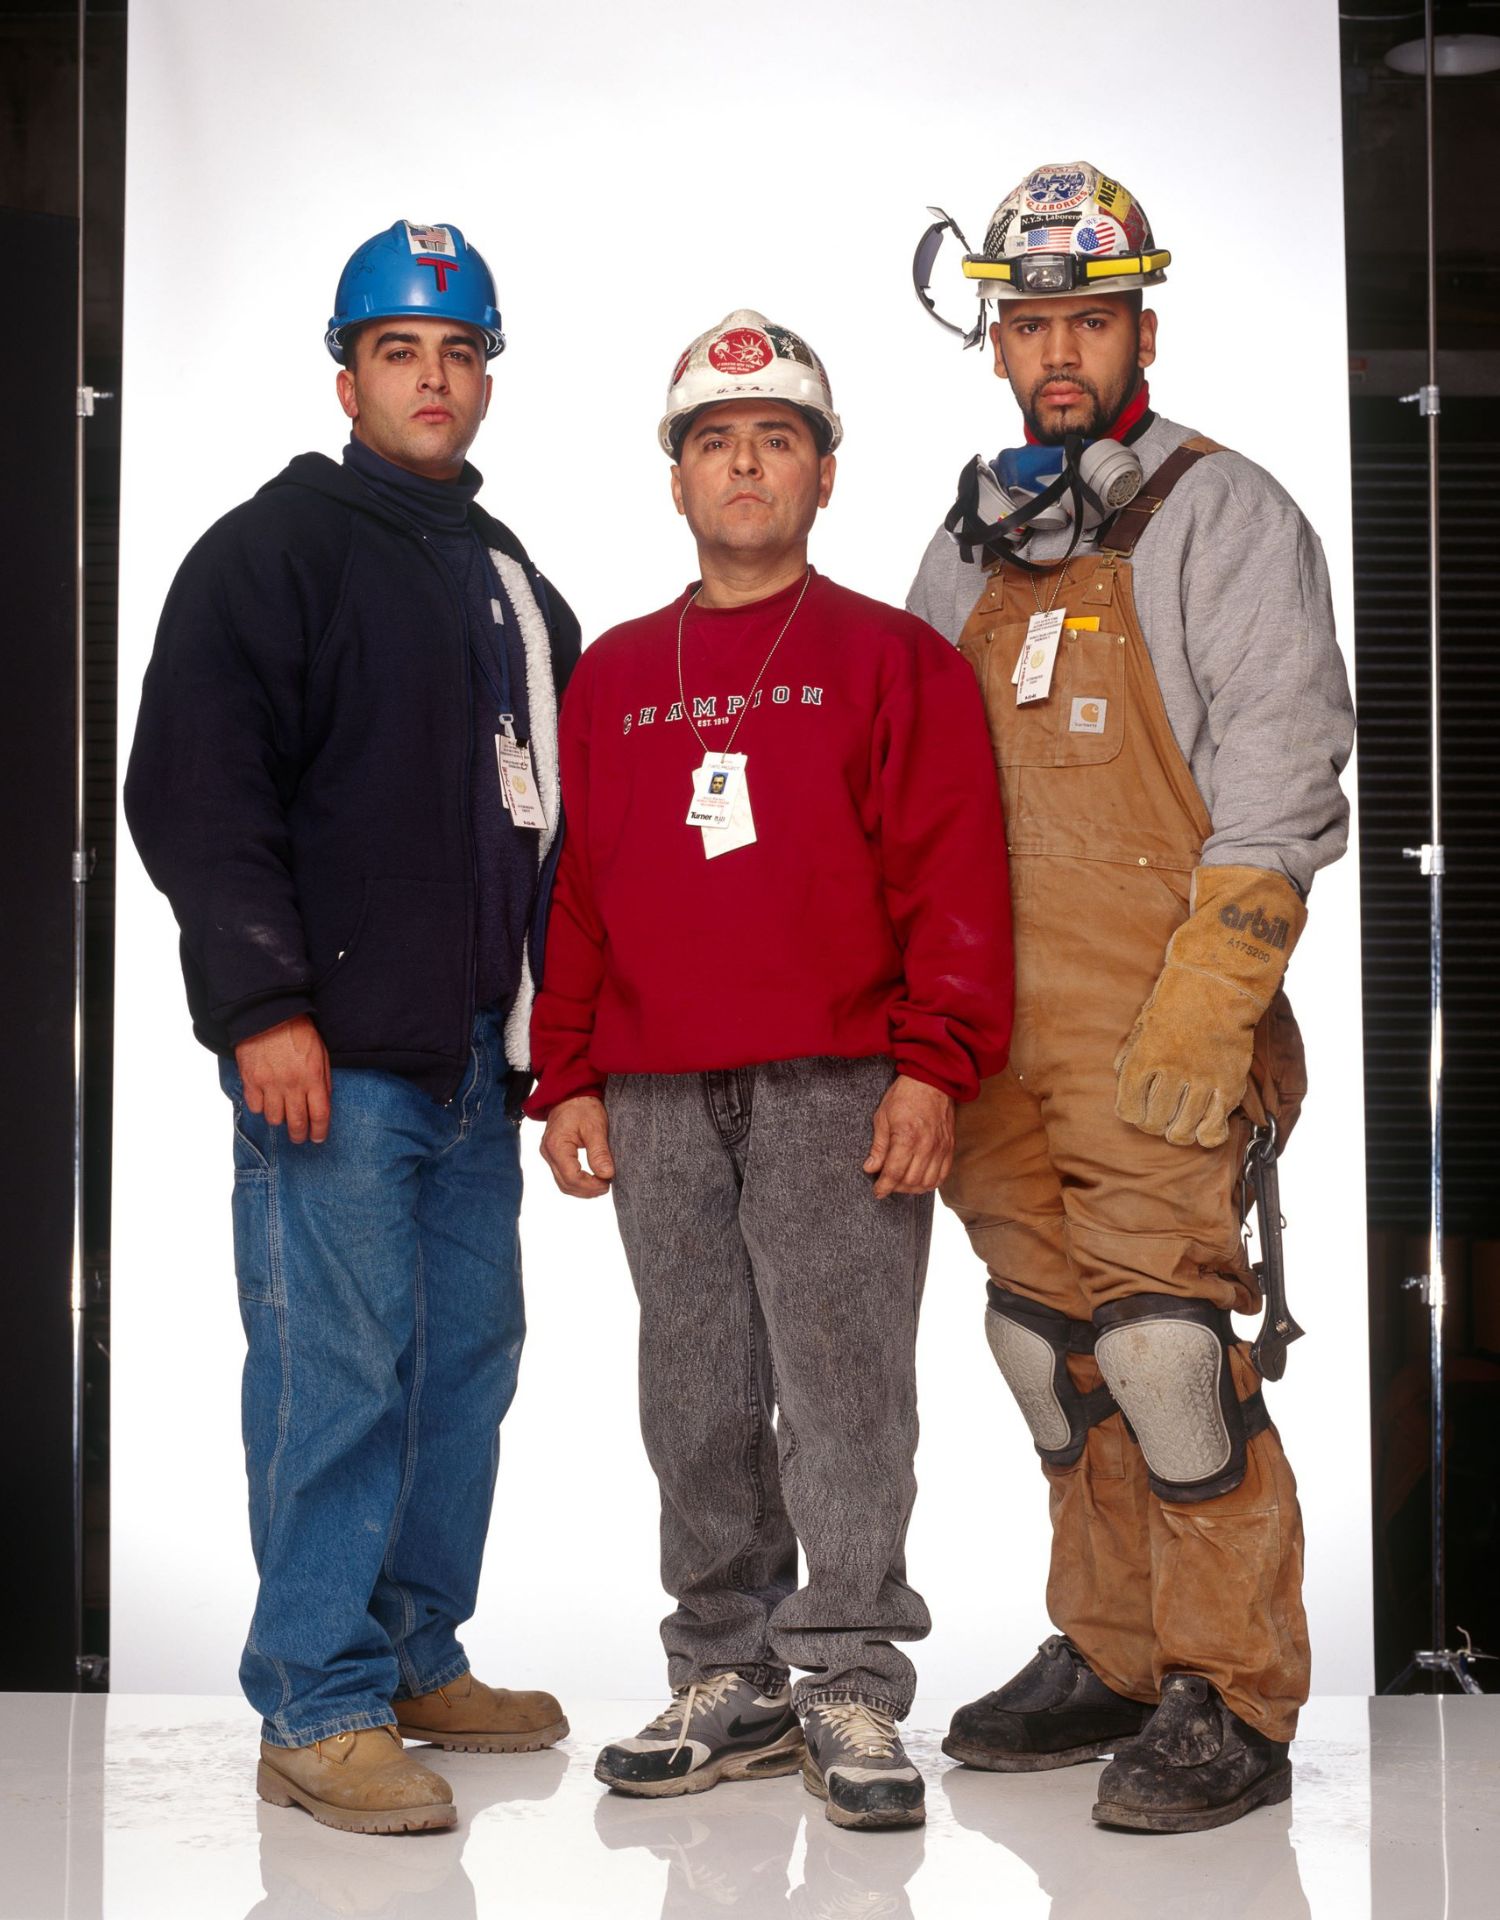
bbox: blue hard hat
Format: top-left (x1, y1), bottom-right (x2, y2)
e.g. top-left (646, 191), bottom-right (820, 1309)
top-left (325, 220), bottom-right (505, 364)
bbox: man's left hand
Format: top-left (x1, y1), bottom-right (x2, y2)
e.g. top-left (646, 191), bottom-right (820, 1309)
top-left (864, 1074), bottom-right (956, 1199)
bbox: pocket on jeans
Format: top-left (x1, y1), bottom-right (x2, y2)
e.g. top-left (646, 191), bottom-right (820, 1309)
top-left (231, 1103), bottom-right (271, 1174)
top-left (230, 1163), bottom-right (277, 1305)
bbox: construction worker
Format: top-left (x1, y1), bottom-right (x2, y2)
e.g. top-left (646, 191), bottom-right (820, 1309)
top-left (529, 310), bottom-right (1014, 1832)
top-left (908, 162), bottom-right (1355, 1832)
top-left (126, 221), bottom-right (576, 1832)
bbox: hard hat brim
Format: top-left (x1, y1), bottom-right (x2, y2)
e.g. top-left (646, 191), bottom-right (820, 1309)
top-left (325, 311), bottom-right (506, 365)
top-left (659, 399), bottom-right (844, 460)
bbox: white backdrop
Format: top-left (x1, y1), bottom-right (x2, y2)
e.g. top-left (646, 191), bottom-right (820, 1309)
top-left (114, 0), bottom-right (1372, 1703)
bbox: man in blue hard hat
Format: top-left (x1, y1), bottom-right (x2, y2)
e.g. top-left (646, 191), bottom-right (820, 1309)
top-left (126, 220), bottom-right (578, 1834)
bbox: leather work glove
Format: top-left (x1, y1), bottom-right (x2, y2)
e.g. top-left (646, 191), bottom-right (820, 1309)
top-left (1114, 864), bottom-right (1308, 1149)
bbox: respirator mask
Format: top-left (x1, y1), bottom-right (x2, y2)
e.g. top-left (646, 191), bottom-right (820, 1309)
top-left (945, 433), bottom-right (1145, 569)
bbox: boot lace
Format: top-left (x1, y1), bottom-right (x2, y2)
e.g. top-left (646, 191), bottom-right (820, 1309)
top-left (643, 1673), bottom-right (739, 1761)
top-left (818, 1702), bottom-right (899, 1760)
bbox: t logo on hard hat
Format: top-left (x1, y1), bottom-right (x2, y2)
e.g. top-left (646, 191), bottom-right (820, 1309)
top-left (416, 256), bottom-right (457, 293)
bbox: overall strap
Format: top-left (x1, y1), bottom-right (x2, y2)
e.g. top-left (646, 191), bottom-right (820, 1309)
top-left (1099, 435), bottom-right (1224, 558)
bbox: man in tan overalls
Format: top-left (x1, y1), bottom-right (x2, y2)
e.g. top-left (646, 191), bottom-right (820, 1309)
top-left (908, 163), bottom-right (1355, 1833)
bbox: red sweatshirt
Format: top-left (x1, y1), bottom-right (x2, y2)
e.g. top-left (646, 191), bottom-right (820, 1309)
top-left (526, 571), bottom-right (1013, 1116)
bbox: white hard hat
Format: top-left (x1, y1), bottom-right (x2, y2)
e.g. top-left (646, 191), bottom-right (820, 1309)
top-left (658, 309), bottom-right (843, 458)
top-left (970, 162), bottom-right (1169, 299)
top-left (913, 162), bottom-right (1170, 345)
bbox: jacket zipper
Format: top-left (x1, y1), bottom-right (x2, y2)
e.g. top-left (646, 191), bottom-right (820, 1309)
top-left (408, 530), bottom-right (478, 1107)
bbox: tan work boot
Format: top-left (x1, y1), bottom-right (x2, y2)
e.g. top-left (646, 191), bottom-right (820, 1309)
top-left (395, 1671), bottom-right (569, 1753)
top-left (256, 1725), bottom-right (456, 1834)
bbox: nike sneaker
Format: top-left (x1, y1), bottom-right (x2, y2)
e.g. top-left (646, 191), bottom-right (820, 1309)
top-left (800, 1702), bottom-right (925, 1831)
top-left (594, 1672), bottom-right (804, 1798)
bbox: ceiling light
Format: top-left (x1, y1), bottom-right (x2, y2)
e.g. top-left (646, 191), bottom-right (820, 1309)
top-left (1384, 32), bottom-right (1500, 73)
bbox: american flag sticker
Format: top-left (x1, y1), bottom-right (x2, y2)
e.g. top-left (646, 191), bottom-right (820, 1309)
top-left (404, 224), bottom-right (457, 258)
top-left (1026, 226), bottom-right (1077, 249)
top-left (1075, 220), bottom-right (1118, 255)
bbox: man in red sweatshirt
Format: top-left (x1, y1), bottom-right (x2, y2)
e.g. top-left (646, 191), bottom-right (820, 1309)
top-left (526, 310), bottom-right (1013, 1833)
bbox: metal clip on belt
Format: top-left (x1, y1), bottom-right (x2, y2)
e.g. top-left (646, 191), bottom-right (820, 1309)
top-left (1242, 1119), bottom-right (1304, 1381)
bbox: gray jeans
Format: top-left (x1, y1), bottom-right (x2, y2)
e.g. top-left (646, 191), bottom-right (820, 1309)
top-left (607, 1055), bottom-right (933, 1717)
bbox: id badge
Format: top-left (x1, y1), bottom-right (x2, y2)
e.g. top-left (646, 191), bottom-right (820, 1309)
top-left (686, 755), bottom-right (740, 829)
top-left (1016, 609), bottom-right (1064, 705)
top-left (495, 734), bottom-right (547, 828)
top-left (687, 753), bottom-right (756, 857)
top-left (1011, 613), bottom-right (1099, 682)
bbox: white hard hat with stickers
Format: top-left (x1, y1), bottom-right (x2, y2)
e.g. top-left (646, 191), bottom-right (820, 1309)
top-left (913, 161), bottom-right (1170, 347)
top-left (658, 309), bottom-right (843, 458)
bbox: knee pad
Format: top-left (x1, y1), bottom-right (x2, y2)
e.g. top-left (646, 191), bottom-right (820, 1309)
top-left (984, 1283), bottom-right (1117, 1470)
top-left (1091, 1296), bottom-right (1270, 1503)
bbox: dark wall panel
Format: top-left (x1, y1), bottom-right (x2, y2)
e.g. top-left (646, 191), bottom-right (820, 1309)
top-left (0, 206), bottom-right (80, 1687)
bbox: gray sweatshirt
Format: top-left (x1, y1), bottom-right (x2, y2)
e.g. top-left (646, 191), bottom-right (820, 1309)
top-left (905, 412), bottom-right (1354, 897)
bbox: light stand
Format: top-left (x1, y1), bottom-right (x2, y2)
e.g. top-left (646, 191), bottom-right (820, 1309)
top-left (1381, 0), bottom-right (1488, 1701)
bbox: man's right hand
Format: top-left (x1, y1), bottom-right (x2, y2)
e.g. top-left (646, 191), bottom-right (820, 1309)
top-left (235, 1014), bottom-right (332, 1145)
top-left (540, 1095), bottom-right (615, 1198)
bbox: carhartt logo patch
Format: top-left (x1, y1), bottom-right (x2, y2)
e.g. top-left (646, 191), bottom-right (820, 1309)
top-left (1069, 697), bottom-right (1108, 734)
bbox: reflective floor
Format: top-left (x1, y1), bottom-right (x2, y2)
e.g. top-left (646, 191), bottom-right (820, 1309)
top-left (2, 1694), bottom-right (1495, 1919)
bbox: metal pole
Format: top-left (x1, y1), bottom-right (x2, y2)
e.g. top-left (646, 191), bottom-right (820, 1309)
top-left (1389, 0), bottom-right (1469, 1696)
top-left (70, 0), bottom-right (89, 1687)
top-left (1383, 2), bottom-right (1491, 1704)
top-left (1420, 0), bottom-right (1446, 1674)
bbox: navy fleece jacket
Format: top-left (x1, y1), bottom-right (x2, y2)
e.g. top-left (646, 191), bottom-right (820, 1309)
top-left (125, 451), bottom-right (579, 1103)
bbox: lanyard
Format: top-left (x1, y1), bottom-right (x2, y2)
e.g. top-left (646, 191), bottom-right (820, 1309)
top-left (1027, 557), bottom-right (1078, 619)
top-left (676, 571), bottom-right (812, 760)
top-left (472, 545), bottom-right (522, 737)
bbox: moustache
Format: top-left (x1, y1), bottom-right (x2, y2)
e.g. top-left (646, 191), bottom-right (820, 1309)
top-left (1028, 374), bottom-right (1102, 410)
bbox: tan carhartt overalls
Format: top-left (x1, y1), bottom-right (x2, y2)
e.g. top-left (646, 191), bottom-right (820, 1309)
top-left (945, 440), bottom-right (1311, 1741)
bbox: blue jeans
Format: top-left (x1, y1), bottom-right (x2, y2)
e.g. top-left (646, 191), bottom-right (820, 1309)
top-left (219, 1009), bottom-right (525, 1748)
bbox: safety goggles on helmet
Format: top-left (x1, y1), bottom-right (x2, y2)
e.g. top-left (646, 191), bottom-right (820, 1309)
top-left (658, 308), bottom-right (843, 458)
top-left (913, 208), bottom-right (986, 346)
top-left (326, 220), bottom-right (505, 365)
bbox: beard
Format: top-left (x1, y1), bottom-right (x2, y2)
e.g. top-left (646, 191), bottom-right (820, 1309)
top-left (1020, 367), bottom-right (1138, 445)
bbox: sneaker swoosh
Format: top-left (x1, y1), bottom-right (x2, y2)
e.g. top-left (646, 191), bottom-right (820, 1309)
top-left (726, 1711), bottom-right (790, 1741)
